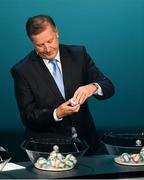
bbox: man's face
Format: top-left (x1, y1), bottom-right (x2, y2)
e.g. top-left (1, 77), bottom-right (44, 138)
top-left (31, 25), bottom-right (59, 60)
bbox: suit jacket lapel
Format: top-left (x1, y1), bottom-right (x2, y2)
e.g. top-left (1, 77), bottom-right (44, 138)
top-left (60, 45), bottom-right (73, 100)
top-left (32, 52), bottom-right (65, 101)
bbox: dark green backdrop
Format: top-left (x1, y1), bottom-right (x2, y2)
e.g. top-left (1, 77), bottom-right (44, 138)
top-left (0, 0), bottom-right (144, 133)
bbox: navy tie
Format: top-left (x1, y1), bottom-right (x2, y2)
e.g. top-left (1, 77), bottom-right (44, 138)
top-left (49, 59), bottom-right (65, 99)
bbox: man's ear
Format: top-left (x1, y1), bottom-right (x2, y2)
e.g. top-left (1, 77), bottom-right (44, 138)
top-left (56, 28), bottom-right (59, 38)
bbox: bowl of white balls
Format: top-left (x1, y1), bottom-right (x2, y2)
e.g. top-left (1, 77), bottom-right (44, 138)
top-left (21, 137), bottom-right (88, 171)
top-left (101, 131), bottom-right (144, 166)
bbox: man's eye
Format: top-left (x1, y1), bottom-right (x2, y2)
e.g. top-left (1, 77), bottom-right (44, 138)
top-left (47, 39), bottom-right (53, 43)
top-left (37, 44), bottom-right (43, 47)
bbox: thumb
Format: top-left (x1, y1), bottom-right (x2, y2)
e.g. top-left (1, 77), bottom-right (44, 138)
top-left (64, 100), bottom-right (71, 106)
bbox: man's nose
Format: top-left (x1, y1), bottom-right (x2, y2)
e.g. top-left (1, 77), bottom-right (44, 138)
top-left (44, 43), bottom-right (50, 52)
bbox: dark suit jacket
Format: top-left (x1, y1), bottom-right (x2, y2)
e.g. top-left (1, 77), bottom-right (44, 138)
top-left (11, 44), bottom-right (115, 155)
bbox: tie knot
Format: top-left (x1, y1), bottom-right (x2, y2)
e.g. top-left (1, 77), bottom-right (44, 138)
top-left (49, 59), bottom-right (57, 64)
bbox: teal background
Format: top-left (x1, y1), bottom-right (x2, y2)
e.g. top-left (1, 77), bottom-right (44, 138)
top-left (0, 0), bottom-right (144, 133)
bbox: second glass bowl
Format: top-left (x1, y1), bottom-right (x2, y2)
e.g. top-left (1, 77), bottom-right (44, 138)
top-left (101, 131), bottom-right (144, 166)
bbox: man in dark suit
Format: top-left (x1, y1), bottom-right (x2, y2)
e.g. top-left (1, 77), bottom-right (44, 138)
top-left (11, 15), bottom-right (115, 155)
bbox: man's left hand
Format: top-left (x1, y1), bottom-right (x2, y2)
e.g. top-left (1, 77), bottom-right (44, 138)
top-left (73, 83), bottom-right (97, 105)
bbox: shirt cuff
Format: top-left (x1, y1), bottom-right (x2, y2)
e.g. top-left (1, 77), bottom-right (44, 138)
top-left (93, 83), bottom-right (103, 96)
top-left (53, 109), bottom-right (63, 121)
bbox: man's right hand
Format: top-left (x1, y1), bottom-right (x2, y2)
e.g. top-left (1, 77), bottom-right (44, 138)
top-left (55, 100), bottom-right (80, 119)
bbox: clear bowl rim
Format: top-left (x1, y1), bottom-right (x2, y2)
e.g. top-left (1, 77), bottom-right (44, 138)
top-left (101, 131), bottom-right (144, 148)
top-left (21, 137), bottom-right (89, 154)
top-left (0, 146), bottom-right (11, 171)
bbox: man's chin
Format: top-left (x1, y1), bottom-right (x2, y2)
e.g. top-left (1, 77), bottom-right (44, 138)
top-left (41, 54), bottom-right (55, 60)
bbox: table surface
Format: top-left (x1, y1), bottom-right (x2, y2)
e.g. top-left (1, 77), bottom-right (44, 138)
top-left (1, 155), bottom-right (144, 179)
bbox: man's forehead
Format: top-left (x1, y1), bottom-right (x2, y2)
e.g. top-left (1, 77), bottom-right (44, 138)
top-left (31, 29), bottom-right (56, 44)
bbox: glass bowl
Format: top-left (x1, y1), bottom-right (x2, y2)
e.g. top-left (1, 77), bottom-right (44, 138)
top-left (21, 137), bottom-right (89, 171)
top-left (0, 146), bottom-right (11, 171)
top-left (101, 131), bottom-right (144, 166)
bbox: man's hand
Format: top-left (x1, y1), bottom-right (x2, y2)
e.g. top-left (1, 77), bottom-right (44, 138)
top-left (55, 100), bottom-right (80, 119)
top-left (72, 83), bottom-right (97, 105)
top-left (55, 83), bottom-right (97, 119)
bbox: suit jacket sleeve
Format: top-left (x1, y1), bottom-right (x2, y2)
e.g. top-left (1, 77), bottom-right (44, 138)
top-left (11, 67), bottom-right (56, 131)
top-left (83, 46), bottom-right (115, 100)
